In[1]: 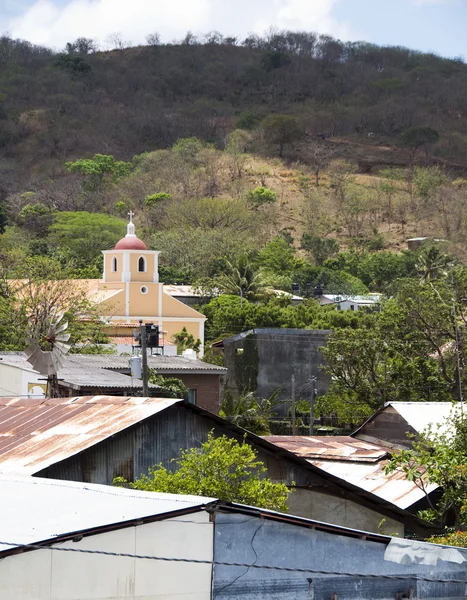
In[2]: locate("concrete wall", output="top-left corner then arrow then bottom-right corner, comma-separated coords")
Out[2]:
0,512 -> 213,599
223,329 -> 331,403
213,512 -> 467,599
289,488 -> 404,537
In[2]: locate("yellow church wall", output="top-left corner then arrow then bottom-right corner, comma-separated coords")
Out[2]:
128,283 -> 160,316
161,320 -> 203,345
161,291 -> 204,318
104,253 -> 122,283
129,253 -> 156,283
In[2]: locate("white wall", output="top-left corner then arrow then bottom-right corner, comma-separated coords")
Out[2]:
0,512 -> 213,599
0,363 -> 45,397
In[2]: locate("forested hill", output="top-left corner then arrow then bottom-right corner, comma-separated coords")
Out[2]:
1,31 -> 467,195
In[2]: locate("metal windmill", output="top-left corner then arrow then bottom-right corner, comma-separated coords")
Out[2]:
26,308 -> 70,397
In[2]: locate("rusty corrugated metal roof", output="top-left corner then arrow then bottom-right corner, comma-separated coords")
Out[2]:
265,436 -> 438,510
264,436 -> 389,462
0,396 -> 182,477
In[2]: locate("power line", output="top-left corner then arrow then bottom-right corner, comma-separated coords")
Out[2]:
0,539 -> 466,585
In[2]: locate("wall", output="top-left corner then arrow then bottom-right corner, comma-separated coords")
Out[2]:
289,488 -> 404,537
0,512 -> 213,599
213,512 -> 467,599
38,406 -> 411,536
355,406 -> 418,448
0,363 -> 45,397
223,329 -> 332,404
176,373 -> 222,415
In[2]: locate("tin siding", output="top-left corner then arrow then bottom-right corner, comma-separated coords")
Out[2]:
212,513 -> 466,600
36,406 -> 406,535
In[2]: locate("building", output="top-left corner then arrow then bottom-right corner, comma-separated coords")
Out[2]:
0,475 -> 465,600
220,328 -> 331,403
352,401 -> 460,449
264,435 -> 440,516
0,395 -> 436,536
0,353 -> 226,413
319,294 -> 381,311
33,213 -> 207,355
163,285 -> 304,307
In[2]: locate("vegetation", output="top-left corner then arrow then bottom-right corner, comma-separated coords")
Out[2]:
115,431 -> 290,511
386,412 -> 467,544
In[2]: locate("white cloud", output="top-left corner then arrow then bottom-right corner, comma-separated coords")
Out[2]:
5,0 -> 357,50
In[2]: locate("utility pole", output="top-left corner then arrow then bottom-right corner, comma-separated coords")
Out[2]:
309,376 -> 317,436
140,319 -> 149,397
291,374 -> 296,435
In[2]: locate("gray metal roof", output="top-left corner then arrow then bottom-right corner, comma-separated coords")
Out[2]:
0,352 -> 226,389
0,475 -> 214,552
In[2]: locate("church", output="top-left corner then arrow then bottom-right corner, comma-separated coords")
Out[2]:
82,213 -> 206,355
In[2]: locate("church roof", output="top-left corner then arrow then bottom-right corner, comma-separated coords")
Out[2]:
114,211 -> 147,250
114,236 -> 147,250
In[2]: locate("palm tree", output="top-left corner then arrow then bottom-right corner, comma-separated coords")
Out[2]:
217,255 -> 271,303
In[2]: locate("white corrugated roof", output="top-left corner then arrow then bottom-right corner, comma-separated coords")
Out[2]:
387,402 -> 463,436
0,476 -> 214,552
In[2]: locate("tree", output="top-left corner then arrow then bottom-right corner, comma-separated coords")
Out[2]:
172,327 -> 201,354
65,37 -> 98,54
385,413 -> 467,531
148,370 -> 188,399
399,126 -> 440,164
215,255 -> 271,302
220,389 -> 283,435
261,114 -> 304,157
47,212 -> 126,266
246,186 -> 277,209
54,54 -> 91,73
301,234 -> 339,266
116,431 -> 290,511
65,154 -> 133,192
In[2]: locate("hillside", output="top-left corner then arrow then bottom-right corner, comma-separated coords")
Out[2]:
1,31 -> 467,192
1,31 -> 467,294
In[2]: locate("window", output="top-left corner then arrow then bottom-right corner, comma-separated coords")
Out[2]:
138,256 -> 146,272
187,389 -> 197,405
111,256 -> 118,272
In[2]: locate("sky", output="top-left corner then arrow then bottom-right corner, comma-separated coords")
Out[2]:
0,0 -> 466,59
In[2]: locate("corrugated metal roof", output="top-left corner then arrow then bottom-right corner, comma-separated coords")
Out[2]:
309,459 -> 438,510
0,353 -> 226,383
0,396 -> 182,476
386,402 -> 462,435
352,402 -> 463,440
265,436 -> 438,510
0,475 -> 214,552
264,436 -> 389,463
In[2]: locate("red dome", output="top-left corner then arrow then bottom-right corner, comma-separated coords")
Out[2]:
114,236 -> 147,250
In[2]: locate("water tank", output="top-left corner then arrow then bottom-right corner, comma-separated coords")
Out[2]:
129,356 -> 142,379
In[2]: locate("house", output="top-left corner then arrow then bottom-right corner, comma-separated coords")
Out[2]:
0,352 -> 226,413
0,395 -> 437,536
352,401 -> 461,449
319,294 -> 381,311
264,435 -> 440,516
0,475 -> 465,600
220,328 -> 331,404
163,285 -> 304,307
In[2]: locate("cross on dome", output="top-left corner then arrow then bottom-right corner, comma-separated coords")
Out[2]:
114,211 -> 148,250
127,211 -> 135,237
